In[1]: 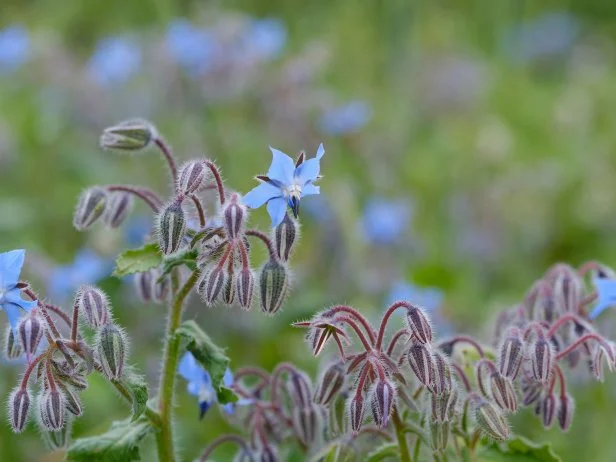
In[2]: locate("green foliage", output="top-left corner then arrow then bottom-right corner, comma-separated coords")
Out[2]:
478,436 -> 562,462
113,243 -> 162,277
159,248 -> 199,280
366,442 -> 400,461
118,371 -> 149,422
67,418 -> 153,462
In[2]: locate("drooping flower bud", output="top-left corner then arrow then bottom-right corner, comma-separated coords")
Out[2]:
541,393 -> 557,428
259,260 -> 289,315
314,362 -> 345,406
553,268 -> 583,313
157,199 -> 186,255
38,389 -> 66,431
100,118 -> 156,152
531,338 -> 553,384
406,305 -> 432,344
222,276 -> 236,305
431,393 -> 449,423
370,379 -> 396,428
9,387 -> 31,433
198,265 -> 228,306
58,384 -> 83,417
75,285 -> 110,328
489,372 -> 517,413
291,403 -> 323,447
557,393 -> 574,432
287,371 -> 313,408
18,313 -> 44,360
431,352 -> 452,395
96,323 -> 126,380
236,268 -> 255,310
407,342 -> 435,388
223,194 -> 247,240
348,394 -> 365,434
73,187 -> 107,231
134,270 -> 154,303
177,160 -> 208,195
498,329 -> 524,379
4,325 -> 22,360
103,191 -> 133,228
520,375 -> 542,406
473,398 -> 510,440
274,213 -> 298,262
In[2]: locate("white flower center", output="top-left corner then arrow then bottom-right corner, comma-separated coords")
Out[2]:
284,183 -> 302,199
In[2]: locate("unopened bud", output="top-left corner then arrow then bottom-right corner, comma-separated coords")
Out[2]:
431,352 -> 452,395
73,187 -> 107,231
541,394 -> 557,428
222,276 -> 236,305
474,398 -> 510,440
59,385 -> 83,417
198,265 -> 228,306
235,268 -> 255,310
557,393 -> 574,432
76,285 -> 110,328
96,323 -> 126,380
253,443 -> 278,462
39,389 -> 66,431
259,260 -> 289,315
370,379 -> 395,428
498,329 -> 524,379
291,403 -> 322,447
4,325 -> 22,360
348,394 -> 365,433
103,192 -> 133,228
223,194 -> 247,239
406,305 -> 432,344
100,119 -> 156,152
553,268 -> 583,313
407,342 -> 435,388
430,421 -> 450,450
152,269 -> 170,303
18,314 -> 44,360
9,387 -> 31,433
287,371 -> 313,408
274,213 -> 298,262
431,392 -> 450,423
490,372 -> 517,413
314,362 -> 345,406
134,270 -> 154,302
531,338 -> 553,384
41,419 -> 71,450
199,229 -> 226,261
157,199 -> 186,255
520,375 -> 542,406
177,160 -> 207,195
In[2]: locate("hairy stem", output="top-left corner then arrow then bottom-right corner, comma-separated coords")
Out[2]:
154,137 -> 178,187
392,407 -> 412,462
106,185 -> 162,212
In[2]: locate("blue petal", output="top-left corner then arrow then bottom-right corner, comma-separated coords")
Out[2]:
178,352 -> 204,382
589,301 -> 614,320
222,403 -> 235,414
267,197 -> 287,227
199,400 -> 212,419
315,143 -> 325,160
302,183 -> 320,197
243,182 -> 281,209
3,288 -> 37,312
295,158 -> 320,186
0,249 -> 26,288
3,303 -> 23,335
267,147 -> 295,185
223,368 -> 233,387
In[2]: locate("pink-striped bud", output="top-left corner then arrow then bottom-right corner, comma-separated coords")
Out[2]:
4,325 -> 22,360
223,194 -> 247,239
9,387 -> 31,433
520,375 -> 542,406
287,371 -> 313,408
557,393 -> 574,432
541,393 -> 557,428
431,393 -> 449,423
473,398 -> 510,440
431,352 -> 452,395
314,362 -> 345,406
490,372 -> 517,413
198,265 -> 228,306
530,338 -> 553,384
177,160 -> 208,195
59,385 -> 83,417
18,313 -> 44,360
274,213 -> 298,262
103,192 -> 133,228
134,270 -> 154,302
406,305 -> 432,344
157,199 -> 186,255
498,329 -> 524,379
38,389 -> 66,431
73,187 -> 107,231
370,379 -> 395,428
552,266 -> 583,313
348,394 -> 365,433
75,285 -> 110,327
222,276 -> 236,305
96,323 -> 127,380
291,403 -> 323,447
259,260 -> 289,315
236,268 -> 255,309
591,344 -> 615,381
407,343 -> 435,388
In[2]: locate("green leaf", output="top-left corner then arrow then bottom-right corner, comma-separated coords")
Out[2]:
159,248 -> 198,280
113,243 -> 162,277
366,442 -> 399,461
216,386 -> 239,405
67,418 -> 153,462
118,371 -> 149,422
478,435 -> 562,462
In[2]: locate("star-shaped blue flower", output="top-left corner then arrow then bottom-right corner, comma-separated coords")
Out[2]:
589,278 -> 616,320
243,144 -> 325,227
0,250 -> 37,334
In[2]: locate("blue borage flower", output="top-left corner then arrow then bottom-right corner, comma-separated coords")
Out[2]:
243,144 -> 325,227
360,197 -> 412,245
0,250 -> 37,334
47,249 -> 111,302
319,100 -> 372,135
0,25 -> 30,74
87,36 -> 141,87
589,278 -> 616,320
178,352 -> 250,418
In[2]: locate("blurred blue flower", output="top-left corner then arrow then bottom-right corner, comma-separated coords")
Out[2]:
319,101 -> 372,135
589,278 -> 616,320
360,197 -> 412,245
178,352 -> 250,418
124,216 -> 152,247
0,250 -> 37,334
165,19 -> 216,77
387,281 -> 443,312
87,36 -> 141,86
0,25 -> 30,74
243,144 -> 325,227
242,18 -> 286,61
503,11 -> 578,64
47,249 -> 111,301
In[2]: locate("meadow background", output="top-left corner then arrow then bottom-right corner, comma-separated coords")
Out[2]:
1,1 -> 616,460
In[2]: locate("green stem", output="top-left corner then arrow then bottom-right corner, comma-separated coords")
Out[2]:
155,270 -> 200,462
392,408 -> 412,462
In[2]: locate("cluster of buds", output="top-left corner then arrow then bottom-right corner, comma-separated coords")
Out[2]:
6,284 -> 127,446
75,119 -> 300,314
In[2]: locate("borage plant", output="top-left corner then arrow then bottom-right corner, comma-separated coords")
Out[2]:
2,118 -> 325,461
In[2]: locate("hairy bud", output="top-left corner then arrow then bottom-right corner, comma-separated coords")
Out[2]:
9,387 -> 31,433
59,385 -> 83,417
430,421 -> 450,450
38,389 -> 66,431
541,393 -> 557,428
287,371 -> 313,408
348,394 -> 365,434
407,342 -> 435,388
177,160 -> 207,195
274,214 -> 298,262
222,277 -> 236,305
553,269 -> 583,313
291,403 -> 323,447
223,194 -> 247,239
473,398 -> 510,440
198,265 -> 228,306
490,372 -> 517,413
4,326 -> 22,360
76,285 -> 110,328
431,391 -> 452,423
236,268 -> 255,309
531,338 -> 553,384
100,118 -> 156,152
520,375 -> 542,406
253,443 -> 278,462
406,305 -> 432,344
157,199 -> 186,255
18,314 -> 43,360
134,270 -> 154,303
103,192 -> 133,228
314,362 -> 345,406
96,323 -> 126,380
370,379 -> 395,428
41,419 -> 71,450
431,352 -> 452,395
498,329 -> 524,379
259,260 -> 289,315
73,187 -> 107,231
557,393 -> 574,432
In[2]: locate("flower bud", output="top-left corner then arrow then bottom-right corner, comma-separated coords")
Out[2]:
553,268 -> 583,313
222,276 -> 236,305
73,187 -> 107,231
314,362 -> 345,406
96,323 -> 126,380
370,379 -> 395,428
431,392 -> 450,423
541,393 -> 557,428
291,403 -> 322,447
59,385 -> 83,417
103,192 -> 133,229
223,194 -> 247,239
473,399 -> 510,440
38,389 -> 66,431
199,229 -> 226,261
274,213 -> 298,262
531,338 -> 553,384
557,393 -> 574,432
76,285 -> 110,328
100,118 -> 156,152
498,329 -> 524,379
9,387 -> 31,433
177,160 -> 207,195
407,343 -> 435,388
198,265 -> 228,306
406,305 -> 432,344
259,260 -> 289,315
348,394 -> 365,434
287,371 -> 313,408
490,372 -> 517,413
157,199 -> 186,255
431,352 -> 452,395
253,443 -> 278,462
4,325 -> 22,360
18,313 -> 44,360
430,421 -> 450,450
520,375 -> 542,406
134,270 -> 154,302
236,268 -> 255,310
41,419 -> 71,450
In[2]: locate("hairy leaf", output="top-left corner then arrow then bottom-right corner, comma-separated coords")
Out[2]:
114,243 -> 162,277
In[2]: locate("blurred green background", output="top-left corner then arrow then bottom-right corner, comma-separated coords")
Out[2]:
2,1 -> 616,461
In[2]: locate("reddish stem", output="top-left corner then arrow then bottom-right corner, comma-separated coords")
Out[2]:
452,363 -> 472,392
23,289 -> 60,339
334,315 -> 373,352
439,336 -> 485,358
43,304 -> 72,330
546,313 -> 588,338
386,329 -> 409,356
190,195 -> 206,227
238,240 -> 250,270
555,333 -> 613,361
245,229 -> 277,261
355,362 -> 372,396
204,160 -> 226,205
71,302 -> 79,342
154,137 -> 178,186
106,185 -> 162,212
325,306 -> 376,345
198,435 -> 250,462
234,367 -> 271,384
577,261 -> 602,277
20,353 -> 46,388
269,362 -> 298,407
377,301 -> 413,350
